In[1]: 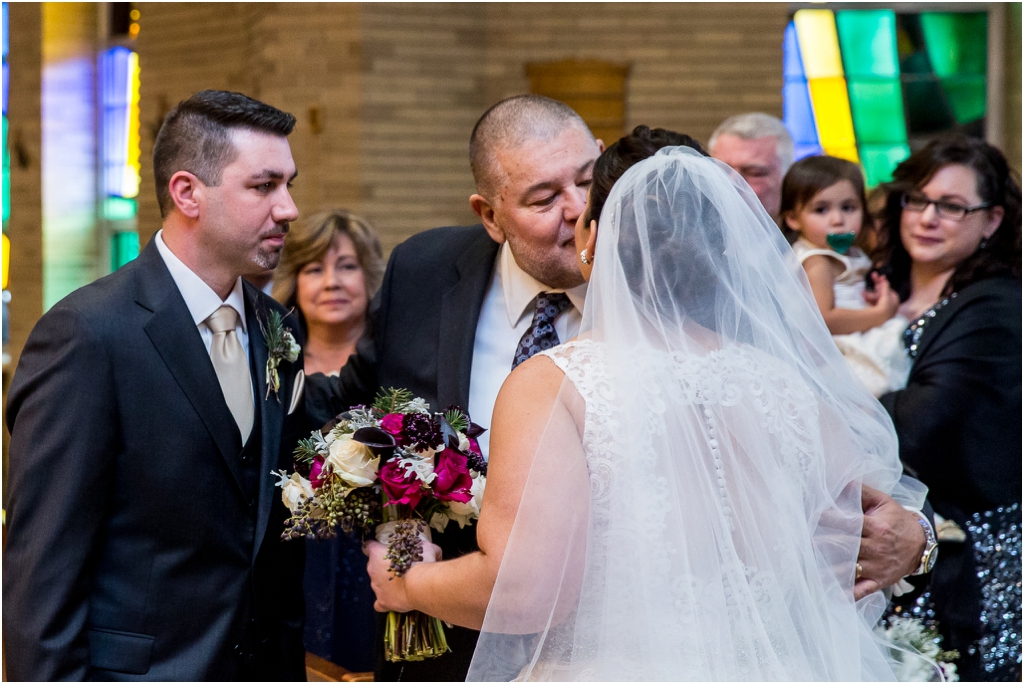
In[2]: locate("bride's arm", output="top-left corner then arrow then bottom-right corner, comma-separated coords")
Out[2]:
366,355 -> 571,630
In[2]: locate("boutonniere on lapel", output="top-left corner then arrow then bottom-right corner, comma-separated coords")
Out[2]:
257,308 -> 301,401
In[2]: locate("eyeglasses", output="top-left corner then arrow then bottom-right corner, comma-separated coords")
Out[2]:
901,192 -> 991,221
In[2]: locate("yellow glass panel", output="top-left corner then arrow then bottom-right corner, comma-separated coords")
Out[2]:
123,51 -> 141,198
825,145 -> 861,163
808,77 -> 859,161
2,232 -> 9,289
794,9 -> 844,79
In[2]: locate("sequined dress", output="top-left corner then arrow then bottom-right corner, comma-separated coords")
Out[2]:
882,280 -> 1022,681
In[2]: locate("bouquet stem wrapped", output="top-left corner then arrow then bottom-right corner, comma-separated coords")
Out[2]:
378,520 -> 450,662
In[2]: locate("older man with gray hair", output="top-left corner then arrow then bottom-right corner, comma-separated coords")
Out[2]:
709,112 -> 795,234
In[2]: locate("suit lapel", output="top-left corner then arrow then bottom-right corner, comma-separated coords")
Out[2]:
136,242 -> 247,497
436,231 -> 500,409
246,286 -> 285,563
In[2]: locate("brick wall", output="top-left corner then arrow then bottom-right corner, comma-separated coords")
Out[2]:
359,3 -> 487,251
484,3 -> 788,145
6,4 -> 44,370
3,2 -> 44,502
135,3 -> 788,252
1005,2 -> 1022,177
136,3 -> 364,247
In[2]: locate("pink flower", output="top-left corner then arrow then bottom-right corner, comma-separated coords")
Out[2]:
433,448 -> 473,503
467,438 -> 482,456
309,455 -> 326,490
380,413 -> 405,437
380,460 -> 424,508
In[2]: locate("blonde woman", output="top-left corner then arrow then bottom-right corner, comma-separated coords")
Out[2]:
274,209 -> 384,376
273,208 -> 384,671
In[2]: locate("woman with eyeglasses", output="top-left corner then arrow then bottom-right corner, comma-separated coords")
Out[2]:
875,135 -> 1021,682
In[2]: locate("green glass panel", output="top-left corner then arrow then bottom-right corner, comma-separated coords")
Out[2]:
102,196 -> 137,221
940,76 -> 986,124
848,80 -> 907,144
859,143 -> 911,187
110,231 -> 139,271
920,13 -> 987,77
837,10 -> 899,78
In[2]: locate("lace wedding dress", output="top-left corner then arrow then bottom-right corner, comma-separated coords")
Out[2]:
467,148 -> 926,681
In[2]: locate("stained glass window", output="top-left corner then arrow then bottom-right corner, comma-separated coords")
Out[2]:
3,0 -> 11,343
783,8 -> 988,186
99,43 -> 141,269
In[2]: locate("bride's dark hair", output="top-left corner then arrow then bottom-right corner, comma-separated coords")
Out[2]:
584,125 -> 708,226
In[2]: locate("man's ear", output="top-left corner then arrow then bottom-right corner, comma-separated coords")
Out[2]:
596,138 -> 606,154
168,171 -> 202,220
470,193 -> 505,244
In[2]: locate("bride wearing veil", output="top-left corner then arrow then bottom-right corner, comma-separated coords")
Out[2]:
368,128 -> 928,680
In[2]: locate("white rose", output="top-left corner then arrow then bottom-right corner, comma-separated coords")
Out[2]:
446,474 -> 486,528
283,330 -> 301,362
457,432 -> 471,453
327,434 -> 380,487
429,511 -> 450,533
279,472 -> 314,514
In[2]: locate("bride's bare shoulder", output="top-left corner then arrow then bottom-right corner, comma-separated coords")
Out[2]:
495,353 -> 565,416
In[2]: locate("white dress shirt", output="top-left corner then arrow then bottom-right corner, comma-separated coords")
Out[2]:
154,230 -> 254,401
468,243 -> 587,458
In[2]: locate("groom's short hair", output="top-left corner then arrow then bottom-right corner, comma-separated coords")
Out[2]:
153,90 -> 296,218
469,94 -> 593,200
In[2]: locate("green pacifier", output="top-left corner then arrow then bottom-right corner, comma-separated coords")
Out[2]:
826,232 -> 857,255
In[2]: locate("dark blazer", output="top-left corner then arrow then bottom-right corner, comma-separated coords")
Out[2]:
306,225 -> 500,682
880,276 -> 1022,514
880,276 -> 1022,672
3,241 -> 309,681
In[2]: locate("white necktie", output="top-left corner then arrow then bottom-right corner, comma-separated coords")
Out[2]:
206,305 -> 254,441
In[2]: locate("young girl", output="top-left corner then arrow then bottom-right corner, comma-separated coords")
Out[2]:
782,155 -> 910,396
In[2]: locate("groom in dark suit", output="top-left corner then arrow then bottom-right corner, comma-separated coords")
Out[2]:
4,90 -> 308,680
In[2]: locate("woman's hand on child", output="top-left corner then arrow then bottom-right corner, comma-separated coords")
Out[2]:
864,273 -> 899,319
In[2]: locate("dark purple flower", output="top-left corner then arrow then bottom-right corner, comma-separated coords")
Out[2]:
404,413 -> 443,452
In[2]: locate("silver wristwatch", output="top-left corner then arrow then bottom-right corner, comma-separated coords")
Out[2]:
911,511 -> 939,576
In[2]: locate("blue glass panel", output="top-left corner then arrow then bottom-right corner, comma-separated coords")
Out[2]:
100,47 -> 132,197
783,21 -> 821,159
783,21 -> 805,80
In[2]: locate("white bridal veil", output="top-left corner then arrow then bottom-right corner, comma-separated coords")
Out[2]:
467,147 -> 926,681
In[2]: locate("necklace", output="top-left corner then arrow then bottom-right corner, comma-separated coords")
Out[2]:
903,292 -> 957,358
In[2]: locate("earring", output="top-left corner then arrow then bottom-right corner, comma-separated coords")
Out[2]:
979,237 -> 990,250
580,249 -> 591,265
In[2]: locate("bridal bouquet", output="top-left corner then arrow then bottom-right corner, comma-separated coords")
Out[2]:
878,615 -> 959,682
275,388 -> 487,662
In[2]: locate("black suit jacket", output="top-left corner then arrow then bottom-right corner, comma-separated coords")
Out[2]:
880,276 -> 1022,655
3,241 -> 309,681
306,225 -> 500,681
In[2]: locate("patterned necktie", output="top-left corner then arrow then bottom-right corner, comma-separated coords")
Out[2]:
206,305 -> 254,441
512,292 -> 572,369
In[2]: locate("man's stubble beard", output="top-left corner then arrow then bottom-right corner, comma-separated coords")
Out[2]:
505,234 -> 585,290
250,223 -> 290,272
